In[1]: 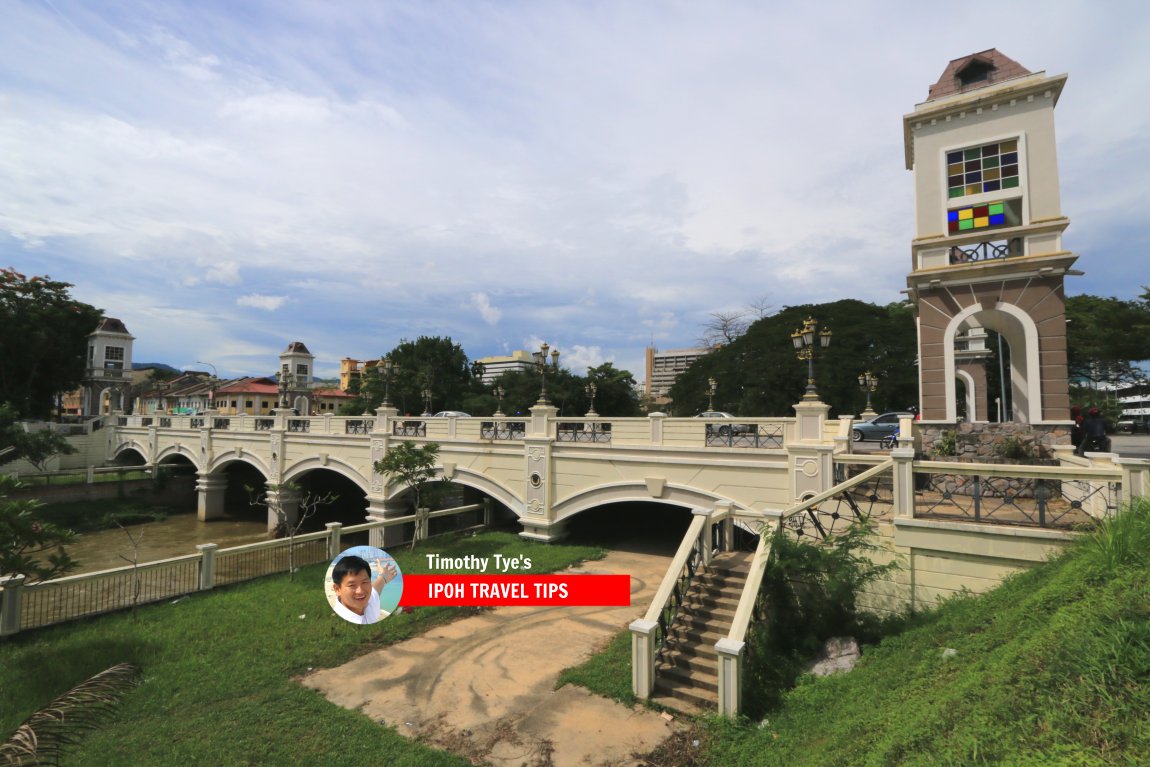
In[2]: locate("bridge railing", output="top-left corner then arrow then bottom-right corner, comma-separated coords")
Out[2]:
0,502 -> 488,638
112,412 -> 797,450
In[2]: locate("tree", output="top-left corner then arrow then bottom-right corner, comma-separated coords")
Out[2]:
0,403 -> 77,472
373,441 -> 447,549
0,269 -> 103,419
1066,293 -> 1150,389
248,480 -> 338,579
0,475 -> 77,581
584,362 -> 641,417
671,299 -> 918,417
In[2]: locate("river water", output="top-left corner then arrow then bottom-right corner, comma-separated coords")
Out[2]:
67,513 -> 271,574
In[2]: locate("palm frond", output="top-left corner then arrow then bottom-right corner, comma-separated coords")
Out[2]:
1,663 -> 142,766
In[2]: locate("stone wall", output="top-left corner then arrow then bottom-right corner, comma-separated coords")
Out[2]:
918,422 -> 1072,462
11,475 -> 197,509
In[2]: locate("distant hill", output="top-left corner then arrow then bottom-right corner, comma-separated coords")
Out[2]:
132,362 -> 181,373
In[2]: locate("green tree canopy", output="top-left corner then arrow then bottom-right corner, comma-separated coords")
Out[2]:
0,269 -> 103,418
669,299 -> 918,417
1066,292 -> 1150,388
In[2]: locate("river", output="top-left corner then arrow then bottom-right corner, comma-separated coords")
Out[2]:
66,513 -> 271,574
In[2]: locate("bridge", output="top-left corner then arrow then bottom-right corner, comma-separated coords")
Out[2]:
104,400 -> 842,545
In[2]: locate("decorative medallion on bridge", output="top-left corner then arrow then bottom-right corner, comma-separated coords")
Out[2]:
529,472 -> 543,488
528,446 -> 545,463
526,498 -> 544,515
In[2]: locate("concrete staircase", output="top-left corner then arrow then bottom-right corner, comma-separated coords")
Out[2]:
652,550 -> 752,713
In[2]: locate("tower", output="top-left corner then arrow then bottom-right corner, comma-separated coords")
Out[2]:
278,341 -> 315,412
83,317 -> 134,415
904,50 -> 1076,427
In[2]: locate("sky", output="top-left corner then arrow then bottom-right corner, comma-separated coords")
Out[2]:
3,1 -> 1149,382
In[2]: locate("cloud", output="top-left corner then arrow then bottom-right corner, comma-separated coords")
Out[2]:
236,293 -> 288,311
468,292 -> 502,325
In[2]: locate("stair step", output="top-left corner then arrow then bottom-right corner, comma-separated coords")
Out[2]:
659,664 -> 718,693
653,678 -> 718,710
660,647 -> 717,674
649,692 -> 708,717
669,624 -> 726,644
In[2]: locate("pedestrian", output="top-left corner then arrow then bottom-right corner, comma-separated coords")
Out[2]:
1076,407 -> 1110,456
1070,405 -> 1084,449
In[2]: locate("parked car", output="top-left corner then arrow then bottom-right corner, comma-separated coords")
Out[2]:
694,411 -> 754,436
432,411 -> 471,418
852,412 -> 913,442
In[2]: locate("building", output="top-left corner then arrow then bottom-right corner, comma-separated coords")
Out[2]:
903,50 -> 1076,427
475,351 -> 535,384
82,318 -> 135,415
644,346 -> 712,400
138,372 -> 216,414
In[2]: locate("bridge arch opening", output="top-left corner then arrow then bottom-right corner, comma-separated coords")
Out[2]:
111,447 -> 147,467
215,461 -> 271,523
289,468 -> 369,533
562,501 -> 696,556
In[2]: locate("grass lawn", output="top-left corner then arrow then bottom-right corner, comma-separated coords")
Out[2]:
1,531 -> 603,766
561,501 -> 1150,766
556,627 -> 636,706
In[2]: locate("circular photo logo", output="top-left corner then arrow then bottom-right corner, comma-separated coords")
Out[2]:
325,546 -> 403,624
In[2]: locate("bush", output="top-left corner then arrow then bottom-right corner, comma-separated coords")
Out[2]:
742,520 -> 902,716
995,435 -> 1035,461
932,430 -> 957,457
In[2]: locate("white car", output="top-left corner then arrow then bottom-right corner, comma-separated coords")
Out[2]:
432,411 -> 471,418
694,411 -> 754,435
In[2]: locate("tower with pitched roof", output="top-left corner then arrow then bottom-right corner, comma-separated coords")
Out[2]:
904,50 -> 1076,428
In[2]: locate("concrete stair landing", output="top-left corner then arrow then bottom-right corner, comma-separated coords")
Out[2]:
651,550 -> 752,713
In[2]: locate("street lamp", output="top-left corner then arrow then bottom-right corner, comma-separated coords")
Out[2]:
858,371 -> 879,417
585,382 -> 598,417
377,356 -> 397,407
791,317 -> 832,400
532,342 -> 560,405
707,377 -> 718,411
277,370 -> 295,410
493,385 -> 506,417
421,386 -> 433,416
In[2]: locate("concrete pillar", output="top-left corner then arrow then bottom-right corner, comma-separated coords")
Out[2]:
196,543 -> 218,590
1115,458 -> 1149,501
325,522 -> 343,559
629,618 -> 658,699
648,411 -> 667,445
366,498 -> 411,549
0,574 -> 26,637
196,473 -> 227,521
892,447 -> 916,518
265,484 -> 300,534
715,637 -> 745,716
529,403 -> 557,437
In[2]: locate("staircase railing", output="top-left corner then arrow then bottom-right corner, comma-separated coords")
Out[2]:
630,503 -> 733,699
715,458 -> 895,715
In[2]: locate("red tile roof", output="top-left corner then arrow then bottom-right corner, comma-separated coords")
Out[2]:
926,49 -> 1032,101
215,376 -> 280,395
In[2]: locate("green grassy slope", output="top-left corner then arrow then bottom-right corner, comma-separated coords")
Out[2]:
704,498 -> 1150,766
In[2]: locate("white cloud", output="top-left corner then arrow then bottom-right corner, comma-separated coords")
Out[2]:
469,292 -> 502,325
236,293 -> 288,311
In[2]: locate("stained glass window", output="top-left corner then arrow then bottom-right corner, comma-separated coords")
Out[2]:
946,139 -> 1020,199
947,199 -> 1022,235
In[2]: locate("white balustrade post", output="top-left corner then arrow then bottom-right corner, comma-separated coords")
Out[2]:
629,618 -> 658,699
483,497 -> 493,527
0,574 -> 26,636
1115,457 -> 1150,502
648,411 -> 667,446
326,522 -> 343,559
86,466 -> 95,484
417,507 -> 430,543
892,447 -> 916,518
715,637 -> 745,716
196,543 -> 218,590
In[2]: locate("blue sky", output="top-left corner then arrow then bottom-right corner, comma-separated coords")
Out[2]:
3,1 -> 1148,380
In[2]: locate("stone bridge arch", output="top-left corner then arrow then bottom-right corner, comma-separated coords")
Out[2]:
552,480 -> 743,524
155,444 -> 203,472
110,441 -> 150,465
208,451 -> 273,479
282,457 -> 371,496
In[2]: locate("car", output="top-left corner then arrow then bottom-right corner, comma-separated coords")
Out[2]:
1116,420 -> 1135,434
852,412 -> 913,442
432,411 -> 471,418
694,411 -> 754,436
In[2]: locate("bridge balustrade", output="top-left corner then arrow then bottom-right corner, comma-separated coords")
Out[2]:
556,420 -> 612,443
478,420 -> 526,440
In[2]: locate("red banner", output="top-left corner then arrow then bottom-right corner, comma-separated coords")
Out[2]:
400,574 -> 631,607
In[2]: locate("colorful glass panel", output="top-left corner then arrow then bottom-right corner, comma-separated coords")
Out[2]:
946,199 -> 1017,235
945,139 -> 1021,199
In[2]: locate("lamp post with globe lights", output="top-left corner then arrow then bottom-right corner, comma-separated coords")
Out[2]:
532,342 -> 560,405
791,317 -> 832,401
858,371 -> 879,418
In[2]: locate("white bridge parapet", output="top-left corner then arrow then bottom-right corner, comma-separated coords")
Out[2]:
104,404 -> 834,540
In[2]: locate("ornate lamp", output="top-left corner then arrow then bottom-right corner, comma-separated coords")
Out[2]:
493,385 -> 506,417
792,317 -> 832,400
532,342 -> 560,405
707,377 -> 718,411
858,371 -> 879,417
585,382 -> 598,417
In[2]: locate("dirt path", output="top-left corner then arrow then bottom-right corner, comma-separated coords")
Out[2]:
302,547 -> 683,766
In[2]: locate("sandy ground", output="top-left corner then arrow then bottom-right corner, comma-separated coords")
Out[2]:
302,547 -> 683,766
